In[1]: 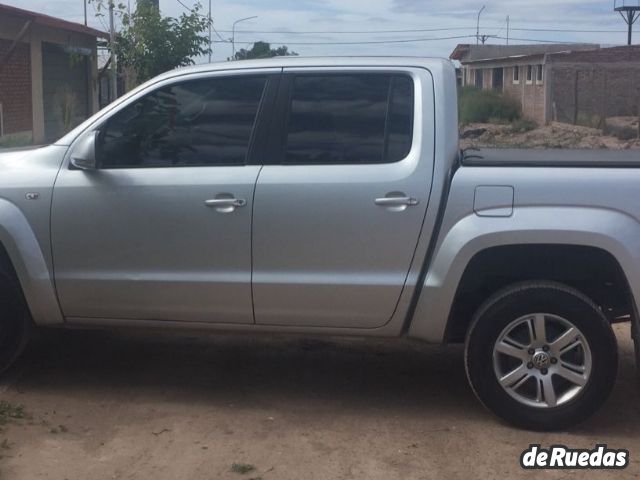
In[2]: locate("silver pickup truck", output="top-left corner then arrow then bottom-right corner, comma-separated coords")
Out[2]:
1,57 -> 638,430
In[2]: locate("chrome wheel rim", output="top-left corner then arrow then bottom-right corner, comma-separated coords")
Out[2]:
492,313 -> 592,409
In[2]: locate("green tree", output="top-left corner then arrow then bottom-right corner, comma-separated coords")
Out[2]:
91,1 -> 211,82
232,41 -> 298,61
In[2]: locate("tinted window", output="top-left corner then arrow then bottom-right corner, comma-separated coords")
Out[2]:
284,73 -> 414,165
98,76 -> 266,168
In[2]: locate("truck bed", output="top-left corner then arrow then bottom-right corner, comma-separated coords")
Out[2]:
462,148 -> 640,168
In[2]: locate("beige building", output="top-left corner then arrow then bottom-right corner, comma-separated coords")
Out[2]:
0,3 -> 106,144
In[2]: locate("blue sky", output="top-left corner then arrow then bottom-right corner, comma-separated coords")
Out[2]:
4,0 -> 635,62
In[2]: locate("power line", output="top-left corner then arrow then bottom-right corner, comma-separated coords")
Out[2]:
215,26 -> 628,35
176,0 -> 198,13
212,23 -> 228,42
211,35 -> 481,45
493,36 -> 586,44
217,26 -> 478,34
512,27 -> 626,33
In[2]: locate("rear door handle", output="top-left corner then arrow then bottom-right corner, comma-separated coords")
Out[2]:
204,198 -> 247,208
374,196 -> 419,207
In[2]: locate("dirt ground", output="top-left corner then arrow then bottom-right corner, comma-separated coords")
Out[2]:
460,120 -> 640,150
0,323 -> 639,480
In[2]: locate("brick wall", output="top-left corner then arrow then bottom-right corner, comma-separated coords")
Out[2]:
0,39 -> 32,136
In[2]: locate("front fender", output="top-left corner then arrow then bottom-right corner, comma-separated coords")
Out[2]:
408,206 -> 640,343
0,199 -> 63,325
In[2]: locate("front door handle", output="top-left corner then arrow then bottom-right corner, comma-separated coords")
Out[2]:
205,196 -> 247,213
374,196 -> 419,207
204,198 -> 247,208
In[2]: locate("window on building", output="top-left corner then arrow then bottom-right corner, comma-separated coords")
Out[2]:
526,65 -> 533,84
475,69 -> 483,88
536,65 -> 544,84
97,75 -> 267,168
284,73 -> 414,165
512,66 -> 520,84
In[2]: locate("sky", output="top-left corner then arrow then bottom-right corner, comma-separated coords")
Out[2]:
2,0 -> 636,63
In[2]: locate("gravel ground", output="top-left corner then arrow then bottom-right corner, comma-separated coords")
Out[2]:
0,323 -> 638,479
460,121 -> 640,150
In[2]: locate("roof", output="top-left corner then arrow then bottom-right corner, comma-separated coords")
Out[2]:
155,56 -> 455,81
548,44 -> 640,63
450,44 -> 599,63
0,2 -> 107,38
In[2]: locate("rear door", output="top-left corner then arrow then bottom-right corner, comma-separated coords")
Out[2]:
252,68 -> 435,329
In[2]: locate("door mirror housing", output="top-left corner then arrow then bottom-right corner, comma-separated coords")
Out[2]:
70,131 -> 99,170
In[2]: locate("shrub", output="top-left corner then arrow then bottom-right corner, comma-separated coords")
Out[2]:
458,86 -> 521,124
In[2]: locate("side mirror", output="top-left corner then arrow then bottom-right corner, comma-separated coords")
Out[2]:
70,131 -> 99,170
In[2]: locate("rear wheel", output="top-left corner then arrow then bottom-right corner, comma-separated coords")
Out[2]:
0,280 -> 31,375
465,281 -> 617,430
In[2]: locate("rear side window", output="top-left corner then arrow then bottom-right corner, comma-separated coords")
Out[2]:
284,73 -> 414,165
98,76 -> 267,168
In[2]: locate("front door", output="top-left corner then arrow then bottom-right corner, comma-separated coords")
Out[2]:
252,70 -> 434,329
52,72 -> 275,323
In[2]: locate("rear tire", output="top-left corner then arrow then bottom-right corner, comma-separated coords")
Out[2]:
465,281 -> 617,431
0,279 -> 31,375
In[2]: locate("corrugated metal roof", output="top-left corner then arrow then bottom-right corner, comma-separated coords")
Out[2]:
450,44 -> 599,63
0,2 -> 107,38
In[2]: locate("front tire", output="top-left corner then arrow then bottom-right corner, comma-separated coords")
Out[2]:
465,281 -> 617,431
0,280 -> 31,375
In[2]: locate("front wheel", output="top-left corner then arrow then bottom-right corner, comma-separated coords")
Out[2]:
465,281 -> 617,431
0,280 -> 31,375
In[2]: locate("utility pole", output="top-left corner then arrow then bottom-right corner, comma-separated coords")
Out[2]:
476,5 -> 486,45
506,15 -> 510,44
208,0 -> 212,62
84,0 -> 87,26
109,0 -> 117,102
614,1 -> 639,45
231,16 -> 257,60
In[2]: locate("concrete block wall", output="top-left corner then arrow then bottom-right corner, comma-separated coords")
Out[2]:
550,64 -> 640,125
548,46 -> 640,126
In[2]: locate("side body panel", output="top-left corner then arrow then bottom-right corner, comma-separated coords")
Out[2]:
409,166 -> 640,343
57,58 -> 460,337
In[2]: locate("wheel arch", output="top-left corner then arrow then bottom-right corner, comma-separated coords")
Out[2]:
445,244 -> 634,343
0,199 -> 63,325
407,206 -> 640,344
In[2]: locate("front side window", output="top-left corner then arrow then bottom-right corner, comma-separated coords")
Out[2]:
536,65 -> 544,83
513,66 -> 520,83
284,73 -> 414,165
97,76 -> 267,168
